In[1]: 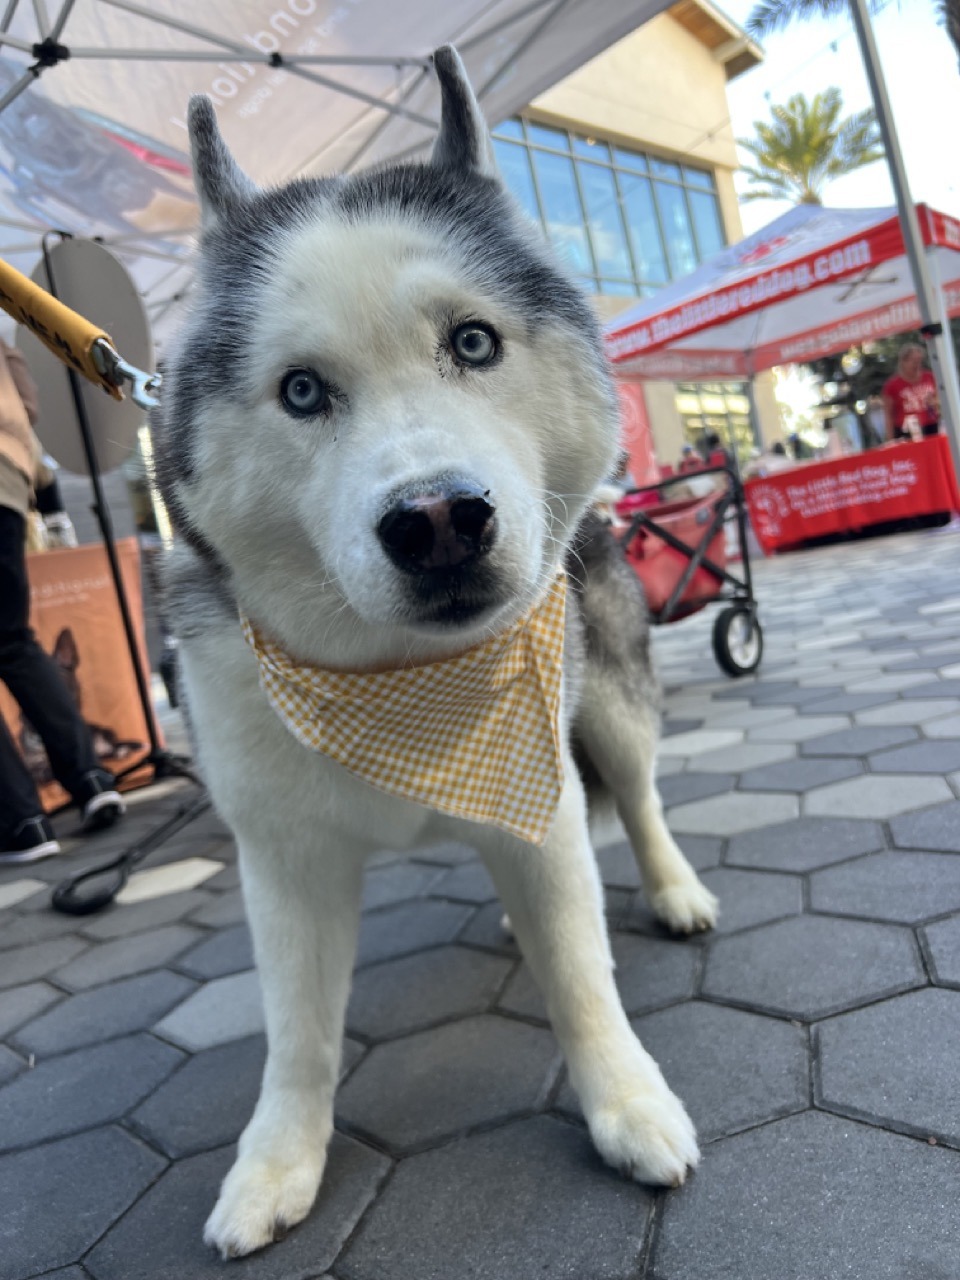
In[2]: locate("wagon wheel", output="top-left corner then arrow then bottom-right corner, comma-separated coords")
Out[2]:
712,606 -> 763,677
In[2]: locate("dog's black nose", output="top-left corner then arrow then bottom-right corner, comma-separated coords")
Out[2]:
378,481 -> 496,573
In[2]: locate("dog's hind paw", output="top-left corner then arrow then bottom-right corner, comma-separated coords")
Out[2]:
203,1155 -> 322,1259
650,879 -> 718,934
588,1084 -> 699,1188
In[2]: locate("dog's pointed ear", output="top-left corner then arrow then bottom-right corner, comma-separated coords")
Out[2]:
188,95 -> 256,223
430,46 -> 497,178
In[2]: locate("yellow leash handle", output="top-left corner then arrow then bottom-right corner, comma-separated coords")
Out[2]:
0,256 -> 123,399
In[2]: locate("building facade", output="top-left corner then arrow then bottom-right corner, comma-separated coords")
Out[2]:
499,0 -> 780,469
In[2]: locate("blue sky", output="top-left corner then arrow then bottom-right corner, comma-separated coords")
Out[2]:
715,0 -> 960,234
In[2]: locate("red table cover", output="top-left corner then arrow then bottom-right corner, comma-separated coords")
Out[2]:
745,436 -> 960,554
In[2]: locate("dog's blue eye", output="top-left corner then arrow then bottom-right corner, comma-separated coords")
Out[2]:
450,323 -> 498,367
279,368 -> 329,417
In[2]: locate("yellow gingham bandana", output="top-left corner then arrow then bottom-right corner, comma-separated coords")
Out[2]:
240,576 -> 567,845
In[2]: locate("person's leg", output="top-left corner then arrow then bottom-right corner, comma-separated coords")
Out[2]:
0,507 -> 119,821
0,702 -> 45,833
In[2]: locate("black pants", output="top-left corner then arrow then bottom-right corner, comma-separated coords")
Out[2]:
0,506 -> 103,834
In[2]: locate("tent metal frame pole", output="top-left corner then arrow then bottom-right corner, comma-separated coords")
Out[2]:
849,0 -> 960,483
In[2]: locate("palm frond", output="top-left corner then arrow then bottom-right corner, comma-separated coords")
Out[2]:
745,0 -> 848,40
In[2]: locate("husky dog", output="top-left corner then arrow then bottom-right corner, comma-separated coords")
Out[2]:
156,47 -> 717,1259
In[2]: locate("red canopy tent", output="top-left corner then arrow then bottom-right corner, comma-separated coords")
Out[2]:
604,202 -> 960,383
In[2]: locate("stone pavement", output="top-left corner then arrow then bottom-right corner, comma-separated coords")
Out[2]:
4,527 -> 960,1279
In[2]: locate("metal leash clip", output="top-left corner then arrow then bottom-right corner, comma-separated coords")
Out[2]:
92,337 -> 162,409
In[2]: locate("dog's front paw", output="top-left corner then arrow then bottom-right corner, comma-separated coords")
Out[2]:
650,879 -> 718,934
204,1153 -> 324,1259
588,1083 -> 699,1187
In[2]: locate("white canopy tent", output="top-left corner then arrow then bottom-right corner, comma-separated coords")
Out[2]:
0,0 -> 683,339
605,202 -> 960,381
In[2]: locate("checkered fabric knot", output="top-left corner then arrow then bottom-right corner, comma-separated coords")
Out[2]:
240,576 -> 568,845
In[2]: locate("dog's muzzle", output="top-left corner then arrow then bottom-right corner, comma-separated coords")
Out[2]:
377,478 -> 497,575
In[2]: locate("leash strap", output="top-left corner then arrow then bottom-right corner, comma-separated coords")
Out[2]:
0,257 -> 161,408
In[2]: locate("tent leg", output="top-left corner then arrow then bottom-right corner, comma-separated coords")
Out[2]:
849,0 -> 960,483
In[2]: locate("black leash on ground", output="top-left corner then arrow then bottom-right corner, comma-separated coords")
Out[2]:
51,772 -> 211,916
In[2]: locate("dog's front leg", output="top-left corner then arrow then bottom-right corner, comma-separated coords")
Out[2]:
203,837 -> 364,1259
478,775 -> 699,1187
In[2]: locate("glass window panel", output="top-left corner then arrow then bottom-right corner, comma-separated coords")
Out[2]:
526,122 -> 569,151
493,119 -> 524,140
530,149 -> 593,273
491,138 -> 541,224
650,157 -> 682,181
573,137 -> 610,162
701,394 -> 726,414
682,165 -> 714,190
613,147 -> 647,173
688,188 -> 725,260
578,161 -> 633,280
600,280 -> 637,296
654,182 -> 697,277
725,394 -> 750,414
618,172 -> 668,286
675,394 -> 702,414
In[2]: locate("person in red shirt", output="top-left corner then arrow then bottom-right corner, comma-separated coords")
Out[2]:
883,343 -> 940,441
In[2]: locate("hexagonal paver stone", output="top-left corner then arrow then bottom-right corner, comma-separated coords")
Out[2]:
11,969 -> 196,1058
675,835 -> 724,872
176,924 -> 254,980
924,913 -> 960,986
500,932 -> 697,1023
668,792 -> 798,837
0,1033 -> 183,1151
799,725 -> 918,756
0,1126 -> 165,1278
890,800 -> 960,852
658,728 -> 743,758
703,915 -> 922,1020
556,1001 -> 807,1142
922,713 -> 960,738
804,773 -> 951,820
0,1046 -> 23,1086
737,756 -> 861,793
726,817 -> 884,873
338,1115 -> 652,1280
657,773 -> 737,808
154,969 -> 263,1051
336,1015 -> 558,1152
596,841 -> 641,889
346,945 -> 512,1040
857,698 -> 960,726
0,935 -> 88,990
682,741 -> 795,774
748,715 -> 851,743
870,739 -> 960,773
457,902 -> 520,955
131,1035 -> 265,1158
51,923 -> 203,992
189,887 -> 247,929
85,1133 -> 389,1280
116,856 -> 225,905
0,981 -> 61,1038
0,877 -> 45,910
799,692 -> 892,715
698,868 -> 802,934
654,1110 -> 960,1280
355,900 -> 472,968
360,861 -> 443,912
810,851 -> 960,924
428,861 -> 498,903
817,988 -> 960,1144
78,889 -> 215,940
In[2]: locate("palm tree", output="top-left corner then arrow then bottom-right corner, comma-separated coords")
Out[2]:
746,1 -> 960,69
738,88 -> 884,204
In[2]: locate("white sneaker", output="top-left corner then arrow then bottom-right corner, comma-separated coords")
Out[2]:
78,773 -> 125,833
